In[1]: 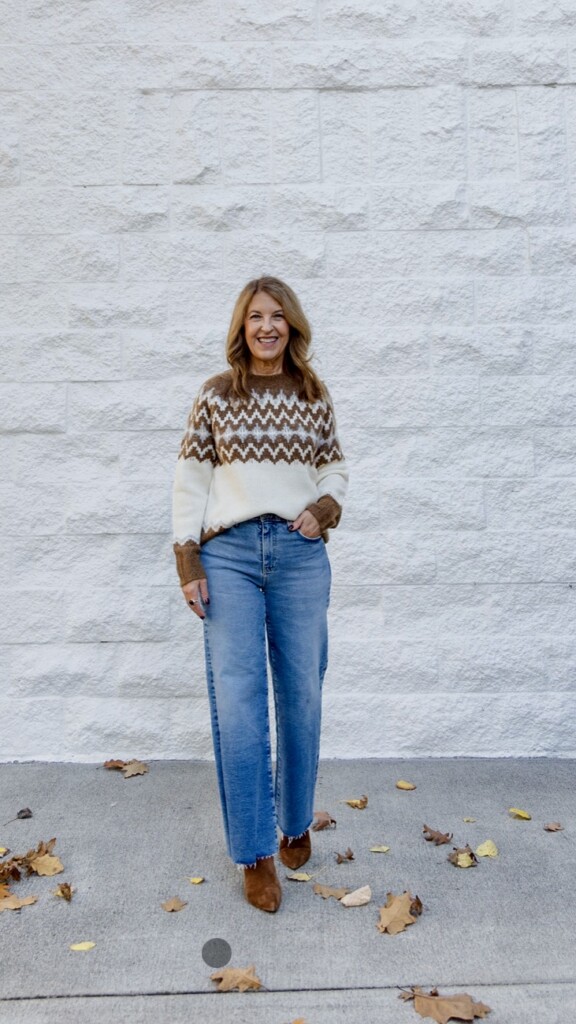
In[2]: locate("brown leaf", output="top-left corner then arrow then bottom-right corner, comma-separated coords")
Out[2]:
2,808 -> 33,827
210,965 -> 262,993
544,822 -> 564,832
400,985 -> 491,1022
0,894 -> 38,913
345,795 -> 368,809
103,759 -> 128,771
376,890 -> 421,935
410,894 -> 423,917
335,847 -> 354,864
448,845 -> 478,869
161,896 -> 187,912
0,860 -> 21,884
30,853 -> 64,877
0,883 -> 13,898
313,883 -> 350,900
122,760 -> 149,778
423,824 -> 453,846
312,810 -> 336,831
54,882 -> 74,901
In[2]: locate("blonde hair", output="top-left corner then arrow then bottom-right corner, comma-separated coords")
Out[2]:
225,276 -> 325,402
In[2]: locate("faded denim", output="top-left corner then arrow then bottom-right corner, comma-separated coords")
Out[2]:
200,515 -> 331,867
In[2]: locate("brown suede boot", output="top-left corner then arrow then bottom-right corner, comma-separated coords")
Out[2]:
243,855 -> 282,912
278,829 -> 312,870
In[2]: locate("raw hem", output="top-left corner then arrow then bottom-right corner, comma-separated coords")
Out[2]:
280,822 -> 312,845
235,853 -> 276,872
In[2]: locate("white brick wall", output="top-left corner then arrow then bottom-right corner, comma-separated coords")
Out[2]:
1,0 -> 576,761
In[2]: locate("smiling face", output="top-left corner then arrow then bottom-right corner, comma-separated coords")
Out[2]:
243,291 -> 291,375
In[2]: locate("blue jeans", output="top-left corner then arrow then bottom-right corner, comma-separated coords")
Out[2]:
200,514 -> 331,867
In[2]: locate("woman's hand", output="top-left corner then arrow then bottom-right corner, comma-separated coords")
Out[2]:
182,577 -> 210,619
290,509 -> 321,539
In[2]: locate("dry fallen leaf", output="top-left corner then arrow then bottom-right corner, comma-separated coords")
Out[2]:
161,897 -> 187,912
423,824 -> 453,846
286,871 -> 312,882
345,795 -> 368,809
2,808 -> 33,827
210,965 -> 262,993
475,840 -> 498,858
369,845 -> 390,853
400,985 -> 491,1022
30,853 -> 64,877
544,822 -> 564,832
463,817 -> 476,823
376,891 -> 421,935
448,845 -> 478,869
508,807 -> 531,820
103,759 -> 127,771
312,810 -> 337,831
335,847 -> 355,864
313,883 -> 350,900
54,882 -> 74,901
396,780 -> 416,791
0,883 -> 12,898
0,847 -> 9,856
188,877 -> 205,885
122,760 -> 149,778
0,894 -> 38,913
340,884 -> 372,907
69,941 -> 95,952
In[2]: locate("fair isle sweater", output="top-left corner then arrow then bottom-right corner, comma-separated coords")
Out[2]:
172,370 -> 349,586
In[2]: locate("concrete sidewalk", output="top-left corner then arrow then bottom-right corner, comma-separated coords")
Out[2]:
0,758 -> 574,1023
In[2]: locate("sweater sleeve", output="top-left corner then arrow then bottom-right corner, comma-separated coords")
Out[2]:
172,386 -> 217,586
305,390 -> 349,531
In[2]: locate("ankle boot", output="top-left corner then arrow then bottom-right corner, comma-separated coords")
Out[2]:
243,855 -> 282,912
278,829 -> 312,870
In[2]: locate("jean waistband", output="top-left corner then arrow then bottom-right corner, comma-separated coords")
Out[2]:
245,514 -> 288,524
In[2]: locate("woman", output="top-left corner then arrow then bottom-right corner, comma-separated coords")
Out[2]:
172,276 -> 348,913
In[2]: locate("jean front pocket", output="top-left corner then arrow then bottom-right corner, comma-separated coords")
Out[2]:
297,530 -> 323,542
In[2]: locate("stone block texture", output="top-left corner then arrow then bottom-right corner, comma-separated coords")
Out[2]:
1,0 -> 575,762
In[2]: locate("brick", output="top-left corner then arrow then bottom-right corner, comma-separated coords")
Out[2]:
379,376 -> 480,427
20,92 -> 72,185
0,286 -> 67,329
65,483 -> 168,534
469,181 -> 571,227
69,92 -> 122,185
68,380 -> 191,431
380,480 -> 485,530
220,0 -> 317,40
320,92 -> 369,183
123,93 -> 171,185
272,43 -> 371,89
0,237 -> 19,283
485,480 -> 576,529
517,88 -> 567,181
434,533 -> 539,582
326,229 -> 526,277
125,0 -> 221,43
0,329 -> 122,383
371,91 -> 419,180
0,187 -> 73,233
65,697 -> 171,758
534,428 -> 576,474
517,0 -> 576,33
419,0 -> 514,36
269,185 -> 369,230
540,533 -> 576,581
122,327 -> 225,378
0,701 -> 68,761
22,0 -> 124,42
371,279 -> 474,325
438,635 -> 576,690
468,90 -> 519,179
70,186 -> 170,233
64,587 -> 170,642
378,428 -> 533,478
430,325 -> 533,374
123,234 -> 224,281
222,92 -> 269,185
270,93 -> 321,184
371,183 -> 468,230
371,40 -> 468,87
173,44 -> 272,89
0,590 -> 63,643
0,95 -> 20,186
0,383 -> 66,432
69,284 -> 168,329
482,376 -> 576,425
529,227 -> 576,274
476,277 -> 576,322
171,186 -> 267,230
172,94 -> 221,186
420,87 -> 467,180
223,231 -> 324,279
320,0 -> 418,38
19,235 -> 120,282
469,39 -> 569,86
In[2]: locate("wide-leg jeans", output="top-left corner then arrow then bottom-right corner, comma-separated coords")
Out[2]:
200,514 -> 331,867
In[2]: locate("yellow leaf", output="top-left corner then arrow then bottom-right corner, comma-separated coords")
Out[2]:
463,817 -> 476,823
0,846 -> 8,856
345,794 -> 368,809
476,840 -> 498,858
0,894 -> 38,912
369,845 -> 390,853
509,807 -> 531,820
161,897 -> 187,912
188,877 -> 205,885
69,941 -> 95,951
30,853 -> 64,877
396,780 -> 416,791
286,871 -> 312,882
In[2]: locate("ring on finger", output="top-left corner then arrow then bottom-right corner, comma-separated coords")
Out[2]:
188,599 -> 195,606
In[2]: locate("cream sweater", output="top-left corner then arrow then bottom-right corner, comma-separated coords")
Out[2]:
172,370 -> 348,586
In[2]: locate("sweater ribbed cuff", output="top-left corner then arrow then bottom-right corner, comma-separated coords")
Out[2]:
305,494 -> 342,531
173,540 -> 206,587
